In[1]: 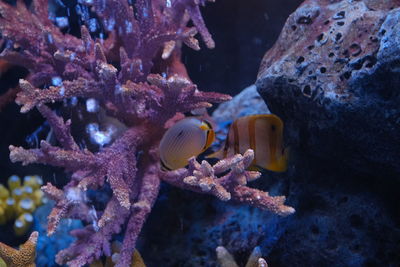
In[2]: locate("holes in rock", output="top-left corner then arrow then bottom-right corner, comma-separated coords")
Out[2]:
342,71 -> 351,80
333,11 -> 346,20
379,29 -> 386,36
349,214 -> 363,228
297,16 -> 313,24
369,36 -> 379,42
303,85 -> 311,96
317,33 -> 324,42
324,20 -> 330,25
320,67 -> 327,73
351,61 -> 363,70
349,43 -> 362,56
337,21 -> 345,26
308,45 -> 315,50
291,25 -> 297,31
365,56 -> 377,68
328,52 -> 335,57
296,56 -> 305,64
335,32 -> 343,42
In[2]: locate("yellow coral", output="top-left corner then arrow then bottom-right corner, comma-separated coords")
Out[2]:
0,231 -> 38,267
0,175 -> 45,236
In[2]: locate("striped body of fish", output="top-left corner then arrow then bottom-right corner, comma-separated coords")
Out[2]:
208,114 -> 288,172
159,117 -> 215,170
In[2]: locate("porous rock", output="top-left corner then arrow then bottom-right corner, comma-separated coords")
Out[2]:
256,0 -> 400,176
255,0 -> 400,266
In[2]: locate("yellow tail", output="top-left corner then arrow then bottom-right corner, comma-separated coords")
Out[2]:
266,148 -> 289,172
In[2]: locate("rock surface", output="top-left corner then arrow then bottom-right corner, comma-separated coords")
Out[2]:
254,0 -> 400,266
212,84 -> 270,124
256,0 -> 400,176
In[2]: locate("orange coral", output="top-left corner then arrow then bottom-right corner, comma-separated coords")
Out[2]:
0,231 -> 38,267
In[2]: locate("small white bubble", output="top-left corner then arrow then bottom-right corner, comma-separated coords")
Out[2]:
86,98 -> 99,113
52,76 -> 63,86
55,17 -> 69,28
166,0 -> 171,8
86,123 -> 116,147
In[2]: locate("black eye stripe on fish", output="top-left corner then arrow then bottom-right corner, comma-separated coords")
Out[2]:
159,117 -> 215,170
203,120 -> 213,130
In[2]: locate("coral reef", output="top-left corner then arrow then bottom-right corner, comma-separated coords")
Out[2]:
0,0 -> 294,266
0,231 -> 38,267
0,175 -> 45,236
256,0 -> 400,175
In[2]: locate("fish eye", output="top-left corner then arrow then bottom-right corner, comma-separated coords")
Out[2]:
271,125 -> 276,131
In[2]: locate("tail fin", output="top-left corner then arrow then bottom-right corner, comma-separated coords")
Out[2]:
266,147 -> 289,172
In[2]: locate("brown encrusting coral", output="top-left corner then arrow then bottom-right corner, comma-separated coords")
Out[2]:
0,231 -> 38,267
0,0 -> 294,266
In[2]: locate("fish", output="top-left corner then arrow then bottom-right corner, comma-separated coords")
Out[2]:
159,117 -> 215,170
207,114 -> 288,172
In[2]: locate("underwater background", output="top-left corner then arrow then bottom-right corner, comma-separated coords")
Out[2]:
0,0 -> 399,266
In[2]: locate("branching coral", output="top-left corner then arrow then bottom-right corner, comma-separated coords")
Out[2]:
1,0 -> 294,266
0,231 -> 38,267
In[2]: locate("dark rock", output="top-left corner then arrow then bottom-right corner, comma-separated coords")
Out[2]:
268,154 -> 400,267
255,0 -> 400,266
256,0 -> 400,176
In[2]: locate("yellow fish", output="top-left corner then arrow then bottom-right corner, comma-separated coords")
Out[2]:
208,114 -> 288,172
159,117 -> 215,170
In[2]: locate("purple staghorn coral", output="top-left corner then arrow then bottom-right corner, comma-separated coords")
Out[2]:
1,0 -> 294,266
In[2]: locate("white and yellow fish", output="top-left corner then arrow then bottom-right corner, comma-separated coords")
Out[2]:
208,114 -> 288,172
159,117 -> 215,170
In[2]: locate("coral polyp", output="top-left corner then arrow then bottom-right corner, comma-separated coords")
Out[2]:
0,0 -> 294,266
0,175 -> 44,236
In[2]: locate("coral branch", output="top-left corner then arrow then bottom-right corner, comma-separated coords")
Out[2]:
161,150 -> 295,216
2,0 -> 294,266
117,163 -> 161,267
